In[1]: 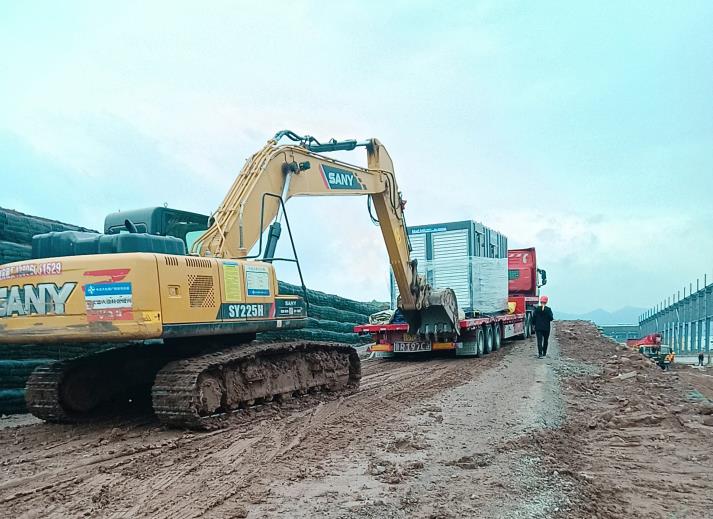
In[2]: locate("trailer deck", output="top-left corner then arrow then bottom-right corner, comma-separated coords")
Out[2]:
355,296 -> 538,357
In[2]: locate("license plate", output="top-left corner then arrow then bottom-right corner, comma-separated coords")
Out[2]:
393,341 -> 432,353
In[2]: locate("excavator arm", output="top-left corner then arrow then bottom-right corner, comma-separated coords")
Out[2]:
194,131 -> 459,335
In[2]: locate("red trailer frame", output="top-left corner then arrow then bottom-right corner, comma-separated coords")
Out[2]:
355,296 -> 534,357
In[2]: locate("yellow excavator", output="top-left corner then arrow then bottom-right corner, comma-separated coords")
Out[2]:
0,131 -> 458,428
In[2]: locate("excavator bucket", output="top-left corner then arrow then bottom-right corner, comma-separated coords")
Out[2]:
401,288 -> 460,336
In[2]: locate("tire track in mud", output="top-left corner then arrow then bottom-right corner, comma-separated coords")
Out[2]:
0,346 -> 512,518
247,337 -> 564,519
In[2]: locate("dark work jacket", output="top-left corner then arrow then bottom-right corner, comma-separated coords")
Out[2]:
532,305 -> 554,332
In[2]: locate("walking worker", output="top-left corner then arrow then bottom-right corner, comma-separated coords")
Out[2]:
532,295 -> 554,358
699,351 -> 705,367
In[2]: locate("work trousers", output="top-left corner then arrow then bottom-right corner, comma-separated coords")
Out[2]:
536,329 -> 550,357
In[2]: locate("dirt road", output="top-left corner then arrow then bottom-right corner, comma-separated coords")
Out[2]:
1,322 -> 712,518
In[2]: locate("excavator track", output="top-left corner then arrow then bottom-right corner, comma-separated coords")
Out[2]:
152,341 -> 361,429
25,360 -> 78,423
25,344 -> 178,423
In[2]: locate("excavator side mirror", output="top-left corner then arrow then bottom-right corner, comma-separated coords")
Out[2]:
537,268 -> 547,287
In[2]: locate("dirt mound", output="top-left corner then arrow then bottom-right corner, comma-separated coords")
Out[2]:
521,320 -> 713,519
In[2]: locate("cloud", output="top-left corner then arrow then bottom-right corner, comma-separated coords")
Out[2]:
490,209 -> 713,313
1,2 -> 712,317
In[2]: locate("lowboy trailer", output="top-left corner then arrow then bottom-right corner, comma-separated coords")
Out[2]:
355,296 -> 534,357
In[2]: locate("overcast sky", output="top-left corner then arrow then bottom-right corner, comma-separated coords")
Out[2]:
1,1 -> 712,314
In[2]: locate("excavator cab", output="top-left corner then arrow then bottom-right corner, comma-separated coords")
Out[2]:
104,207 -> 211,248
30,207 -> 209,261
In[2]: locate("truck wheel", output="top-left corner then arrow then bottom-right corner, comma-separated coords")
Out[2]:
492,324 -> 502,351
484,325 -> 493,354
476,329 -> 485,358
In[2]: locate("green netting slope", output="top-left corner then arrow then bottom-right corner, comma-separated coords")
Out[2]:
259,281 -> 388,345
0,207 -> 97,246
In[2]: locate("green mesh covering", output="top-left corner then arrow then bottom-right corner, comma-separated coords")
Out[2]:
304,318 -> 356,334
259,329 -> 362,344
0,207 -> 97,248
262,281 -> 388,345
0,389 -> 27,414
278,281 -> 388,316
0,240 -> 31,264
0,360 -> 54,389
306,303 -> 368,324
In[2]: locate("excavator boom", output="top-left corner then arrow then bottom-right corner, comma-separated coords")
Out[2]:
194,131 -> 459,335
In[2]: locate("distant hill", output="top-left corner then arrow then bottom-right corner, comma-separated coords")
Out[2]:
555,306 -> 646,325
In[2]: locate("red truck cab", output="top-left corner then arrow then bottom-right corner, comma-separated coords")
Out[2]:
508,247 -> 547,297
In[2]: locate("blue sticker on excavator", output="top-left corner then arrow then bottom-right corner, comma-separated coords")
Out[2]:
320,165 -> 365,190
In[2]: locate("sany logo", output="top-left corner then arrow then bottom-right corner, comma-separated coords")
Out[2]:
0,283 -> 77,317
320,165 -> 365,190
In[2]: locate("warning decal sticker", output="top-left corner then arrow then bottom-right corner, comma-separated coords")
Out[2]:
245,266 -> 270,297
222,261 -> 242,301
84,282 -> 133,321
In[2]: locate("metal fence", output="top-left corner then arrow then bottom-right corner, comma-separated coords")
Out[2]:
598,325 -> 640,342
639,275 -> 713,354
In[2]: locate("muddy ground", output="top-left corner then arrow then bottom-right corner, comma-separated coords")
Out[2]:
1,322 -> 712,518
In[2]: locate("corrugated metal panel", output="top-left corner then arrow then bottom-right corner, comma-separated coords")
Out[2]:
431,230 -> 472,310
432,230 -> 468,260
471,223 -> 507,259
390,221 -> 508,311
409,234 -> 427,273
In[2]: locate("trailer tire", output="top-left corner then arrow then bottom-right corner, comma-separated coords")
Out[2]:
492,324 -> 502,351
484,325 -> 493,354
475,329 -> 485,358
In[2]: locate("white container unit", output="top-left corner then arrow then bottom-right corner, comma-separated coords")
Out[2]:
390,220 -> 508,315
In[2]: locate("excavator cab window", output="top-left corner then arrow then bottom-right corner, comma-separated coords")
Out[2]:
160,211 -> 209,246
185,230 -> 205,254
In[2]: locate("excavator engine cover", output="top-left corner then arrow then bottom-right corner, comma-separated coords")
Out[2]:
32,231 -> 187,258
